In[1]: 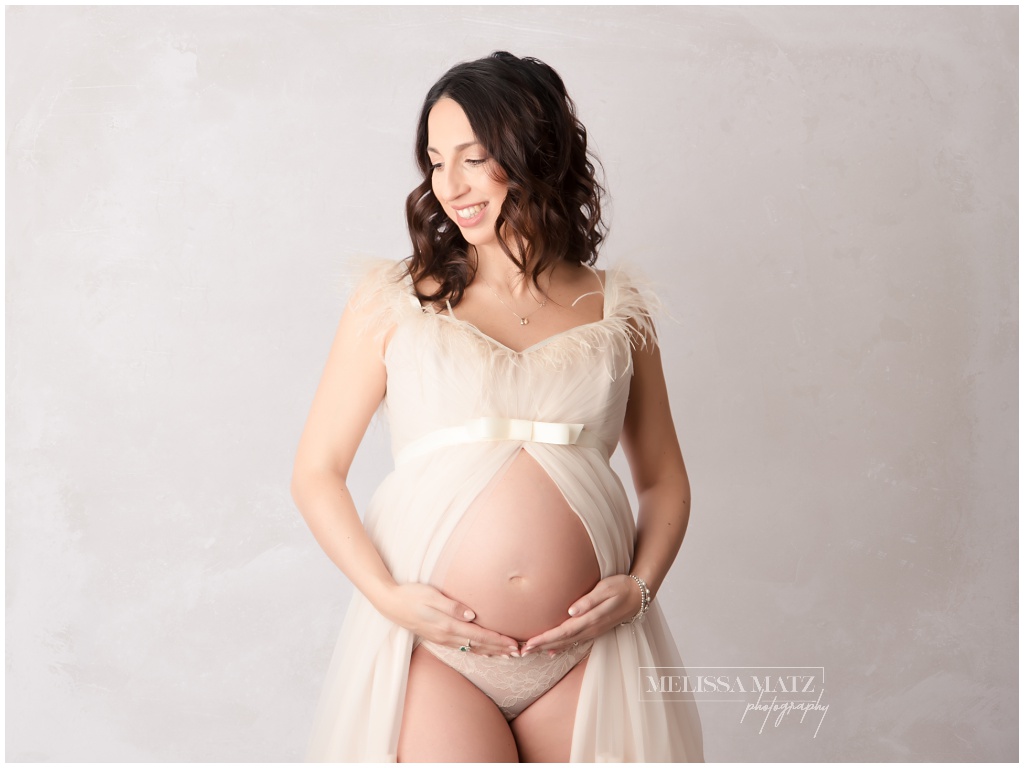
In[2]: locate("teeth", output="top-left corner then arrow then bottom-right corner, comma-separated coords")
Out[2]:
456,203 -> 485,219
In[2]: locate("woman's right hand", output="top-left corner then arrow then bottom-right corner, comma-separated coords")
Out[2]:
379,582 -> 522,658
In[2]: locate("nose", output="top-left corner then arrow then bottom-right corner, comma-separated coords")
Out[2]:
435,163 -> 469,203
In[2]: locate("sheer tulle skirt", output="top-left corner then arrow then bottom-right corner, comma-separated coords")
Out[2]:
304,440 -> 704,762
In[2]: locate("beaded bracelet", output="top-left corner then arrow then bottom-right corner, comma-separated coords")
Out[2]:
621,574 -> 652,624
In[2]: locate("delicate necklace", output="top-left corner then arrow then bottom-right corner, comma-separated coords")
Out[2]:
484,281 -> 548,326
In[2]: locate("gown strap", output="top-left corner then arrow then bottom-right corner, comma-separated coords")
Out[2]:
570,263 -> 607,308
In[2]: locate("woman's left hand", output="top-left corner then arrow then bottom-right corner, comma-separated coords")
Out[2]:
519,573 -> 642,657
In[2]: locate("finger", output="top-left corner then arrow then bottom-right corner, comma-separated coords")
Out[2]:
531,636 -> 587,656
520,632 -> 551,653
490,633 -> 523,655
445,600 -> 475,621
520,629 -> 571,656
567,595 -> 593,617
567,578 -> 622,617
454,621 -> 522,656
454,625 -> 520,657
468,639 -> 518,657
521,609 -> 611,655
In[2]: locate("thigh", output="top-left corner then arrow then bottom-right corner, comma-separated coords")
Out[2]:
510,655 -> 589,762
398,644 -> 519,763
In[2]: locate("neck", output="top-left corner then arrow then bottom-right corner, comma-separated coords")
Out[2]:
469,243 -> 550,300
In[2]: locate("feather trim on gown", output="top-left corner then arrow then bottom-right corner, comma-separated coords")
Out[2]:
306,256 -> 704,762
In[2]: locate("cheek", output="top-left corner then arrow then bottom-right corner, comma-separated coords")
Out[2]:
482,173 -> 506,199
431,176 -> 451,212
492,183 -> 509,209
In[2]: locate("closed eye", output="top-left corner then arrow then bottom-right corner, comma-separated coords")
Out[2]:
428,157 -> 489,171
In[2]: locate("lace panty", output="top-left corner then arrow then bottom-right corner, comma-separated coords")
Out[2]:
416,637 -> 595,720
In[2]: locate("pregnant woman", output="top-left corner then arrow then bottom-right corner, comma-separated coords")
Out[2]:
291,51 -> 704,762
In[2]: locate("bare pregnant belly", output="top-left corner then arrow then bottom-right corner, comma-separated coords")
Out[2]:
430,449 -> 602,641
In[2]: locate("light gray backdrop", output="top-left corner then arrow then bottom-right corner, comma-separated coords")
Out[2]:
6,5 -> 1017,762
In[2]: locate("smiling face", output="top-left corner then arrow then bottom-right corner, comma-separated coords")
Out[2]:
426,97 -> 509,254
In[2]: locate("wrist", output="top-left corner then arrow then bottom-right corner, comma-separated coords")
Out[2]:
366,576 -> 401,619
630,570 -> 660,603
621,573 -> 652,625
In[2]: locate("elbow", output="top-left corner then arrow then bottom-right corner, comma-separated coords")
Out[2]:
636,460 -> 689,499
290,471 -> 305,507
290,458 -> 319,507
290,467 -> 312,510
290,463 -> 348,508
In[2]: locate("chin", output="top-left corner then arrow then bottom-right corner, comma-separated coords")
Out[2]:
460,230 -> 500,250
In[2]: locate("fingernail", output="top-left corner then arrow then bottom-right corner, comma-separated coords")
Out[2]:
522,646 -> 533,656
568,607 -> 577,616
463,610 -> 475,620
548,650 -> 556,658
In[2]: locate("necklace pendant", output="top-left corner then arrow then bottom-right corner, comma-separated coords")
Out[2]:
520,317 -> 528,326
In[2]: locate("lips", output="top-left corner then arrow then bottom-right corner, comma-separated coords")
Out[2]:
452,201 -> 488,227
455,202 -> 486,219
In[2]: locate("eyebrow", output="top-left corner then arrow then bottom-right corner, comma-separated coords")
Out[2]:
426,141 -> 482,154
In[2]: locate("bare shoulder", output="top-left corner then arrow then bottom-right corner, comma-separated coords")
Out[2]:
561,259 -> 603,281
411,272 -> 447,312
413,272 -> 444,294
554,260 -> 605,296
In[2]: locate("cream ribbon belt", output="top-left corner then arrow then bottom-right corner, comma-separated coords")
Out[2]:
394,416 -> 606,467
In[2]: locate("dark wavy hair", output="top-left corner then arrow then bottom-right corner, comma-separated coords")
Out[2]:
404,51 -> 607,307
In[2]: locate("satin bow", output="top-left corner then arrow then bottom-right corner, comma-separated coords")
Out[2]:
466,416 -> 585,445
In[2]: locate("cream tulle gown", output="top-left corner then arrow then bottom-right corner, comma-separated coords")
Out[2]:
305,258 -> 705,762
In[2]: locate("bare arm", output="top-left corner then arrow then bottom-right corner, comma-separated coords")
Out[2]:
290,286 -> 396,608
290,274 -> 521,657
619,332 -> 692,602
